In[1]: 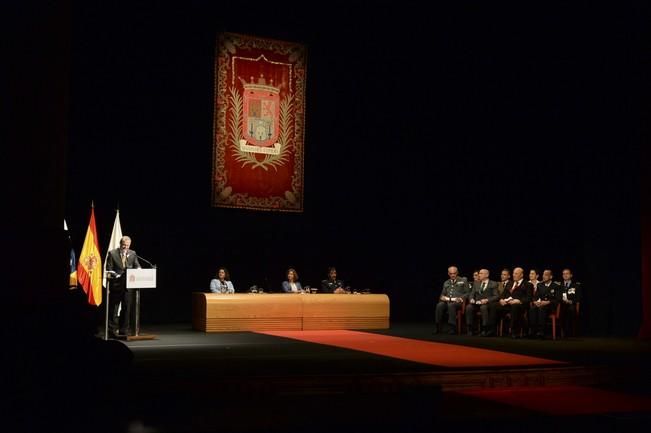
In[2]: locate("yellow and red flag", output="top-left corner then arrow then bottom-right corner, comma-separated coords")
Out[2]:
77,205 -> 102,305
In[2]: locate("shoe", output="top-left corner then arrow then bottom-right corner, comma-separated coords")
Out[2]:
467,330 -> 473,336
537,332 -> 545,340
432,326 -> 439,335
485,330 -> 495,337
447,328 -> 456,335
480,331 -> 487,337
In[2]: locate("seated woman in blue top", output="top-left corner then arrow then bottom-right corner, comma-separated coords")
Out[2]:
209,267 -> 235,294
281,268 -> 303,293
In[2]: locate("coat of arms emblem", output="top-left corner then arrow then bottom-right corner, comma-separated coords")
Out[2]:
240,75 -> 280,147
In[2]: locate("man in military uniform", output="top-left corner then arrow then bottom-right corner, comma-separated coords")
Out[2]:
434,266 -> 468,334
560,268 -> 582,337
528,269 -> 560,339
321,267 -> 346,294
466,268 -> 499,336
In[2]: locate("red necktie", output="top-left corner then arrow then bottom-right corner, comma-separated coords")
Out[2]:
511,282 -> 519,293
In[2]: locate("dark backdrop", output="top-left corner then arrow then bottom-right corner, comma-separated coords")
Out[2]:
64,1 -> 644,335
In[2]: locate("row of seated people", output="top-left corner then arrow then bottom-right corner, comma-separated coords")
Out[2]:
209,266 -> 352,294
434,266 -> 581,339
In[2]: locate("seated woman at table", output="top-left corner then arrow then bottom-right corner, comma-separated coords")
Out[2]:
321,266 -> 346,294
209,267 -> 235,294
281,268 -> 303,293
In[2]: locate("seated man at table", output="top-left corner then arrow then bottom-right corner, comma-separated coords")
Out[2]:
321,267 -> 346,294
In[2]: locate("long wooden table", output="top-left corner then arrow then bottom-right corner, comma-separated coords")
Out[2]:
192,293 -> 390,332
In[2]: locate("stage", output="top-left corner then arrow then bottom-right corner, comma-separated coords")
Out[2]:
106,322 -> 651,433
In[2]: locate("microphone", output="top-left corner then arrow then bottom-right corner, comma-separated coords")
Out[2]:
136,254 -> 156,268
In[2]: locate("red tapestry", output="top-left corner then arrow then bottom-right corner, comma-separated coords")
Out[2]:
212,33 -> 306,212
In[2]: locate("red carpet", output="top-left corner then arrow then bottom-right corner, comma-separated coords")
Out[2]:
258,330 -> 564,368
456,385 -> 651,414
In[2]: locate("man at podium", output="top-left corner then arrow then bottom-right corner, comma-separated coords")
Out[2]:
106,236 -> 141,337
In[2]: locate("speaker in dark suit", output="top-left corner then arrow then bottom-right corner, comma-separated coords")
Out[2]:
106,236 -> 141,336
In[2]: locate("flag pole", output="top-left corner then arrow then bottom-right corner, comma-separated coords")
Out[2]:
102,201 -> 110,341
105,284 -> 110,340
104,206 -> 122,340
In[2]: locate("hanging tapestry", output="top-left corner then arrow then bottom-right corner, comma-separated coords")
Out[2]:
212,32 -> 306,212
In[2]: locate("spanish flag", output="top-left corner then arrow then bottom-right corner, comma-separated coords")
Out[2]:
77,205 -> 102,305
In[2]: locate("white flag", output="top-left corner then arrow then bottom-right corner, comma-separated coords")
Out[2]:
103,209 -> 123,288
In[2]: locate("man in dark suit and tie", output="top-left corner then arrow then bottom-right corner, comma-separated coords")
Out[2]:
494,267 -> 532,338
497,268 -> 511,296
106,236 -> 141,337
466,269 -> 499,336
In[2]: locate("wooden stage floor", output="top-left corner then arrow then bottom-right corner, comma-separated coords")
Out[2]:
91,322 -> 651,433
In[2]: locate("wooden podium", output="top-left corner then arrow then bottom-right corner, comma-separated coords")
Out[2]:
126,268 -> 157,340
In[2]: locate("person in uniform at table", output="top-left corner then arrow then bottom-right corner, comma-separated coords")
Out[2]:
321,267 -> 346,294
